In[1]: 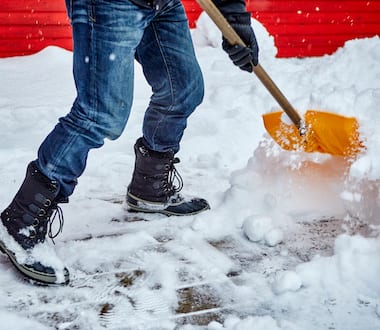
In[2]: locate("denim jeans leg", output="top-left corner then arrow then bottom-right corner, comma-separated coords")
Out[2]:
136,0 -> 205,153
37,0 -> 152,197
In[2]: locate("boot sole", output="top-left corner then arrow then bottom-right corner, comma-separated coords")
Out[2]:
0,240 -> 69,285
127,192 -> 210,216
127,204 -> 209,216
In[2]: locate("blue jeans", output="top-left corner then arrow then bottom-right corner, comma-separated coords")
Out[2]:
37,0 -> 204,197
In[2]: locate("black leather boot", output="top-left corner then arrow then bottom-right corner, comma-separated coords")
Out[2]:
127,138 -> 210,216
0,161 -> 69,285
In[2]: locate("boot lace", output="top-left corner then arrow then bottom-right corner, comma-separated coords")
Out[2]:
47,202 -> 65,243
164,157 -> 183,195
31,197 -> 66,245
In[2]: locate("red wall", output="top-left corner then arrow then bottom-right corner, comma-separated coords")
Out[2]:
0,0 -> 379,58
247,0 -> 380,57
0,1 -> 72,58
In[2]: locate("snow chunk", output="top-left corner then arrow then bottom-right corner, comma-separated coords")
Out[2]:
243,214 -> 283,246
272,270 -> 303,295
265,227 -> 284,247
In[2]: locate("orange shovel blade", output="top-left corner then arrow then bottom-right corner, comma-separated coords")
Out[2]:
262,110 -> 364,157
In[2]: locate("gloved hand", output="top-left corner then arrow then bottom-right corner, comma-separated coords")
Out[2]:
222,12 -> 259,72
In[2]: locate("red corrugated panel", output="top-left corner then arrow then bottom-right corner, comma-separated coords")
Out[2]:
247,0 -> 380,57
0,1 -> 71,57
0,0 -> 379,58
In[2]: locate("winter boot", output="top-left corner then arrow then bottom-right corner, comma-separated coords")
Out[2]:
0,161 -> 69,285
127,138 -> 210,216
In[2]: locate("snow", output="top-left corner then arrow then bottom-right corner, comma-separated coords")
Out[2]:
0,12 -> 380,329
242,214 -> 284,246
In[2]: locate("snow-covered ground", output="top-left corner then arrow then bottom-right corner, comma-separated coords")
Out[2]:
0,13 -> 380,329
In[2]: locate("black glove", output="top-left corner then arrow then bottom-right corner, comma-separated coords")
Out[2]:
222,12 -> 259,72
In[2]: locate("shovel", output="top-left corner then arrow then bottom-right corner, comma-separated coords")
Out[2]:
196,0 -> 364,158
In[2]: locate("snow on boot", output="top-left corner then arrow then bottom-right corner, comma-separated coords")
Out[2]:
127,137 -> 210,216
0,161 -> 69,285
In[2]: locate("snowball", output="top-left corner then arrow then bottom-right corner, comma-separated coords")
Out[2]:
265,227 -> 284,247
243,215 -> 273,242
243,215 -> 283,247
272,271 -> 302,295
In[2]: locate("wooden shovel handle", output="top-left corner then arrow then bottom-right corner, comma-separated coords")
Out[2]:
196,0 -> 303,128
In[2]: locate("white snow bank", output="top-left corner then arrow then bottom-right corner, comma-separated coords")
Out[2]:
0,10 -> 380,330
